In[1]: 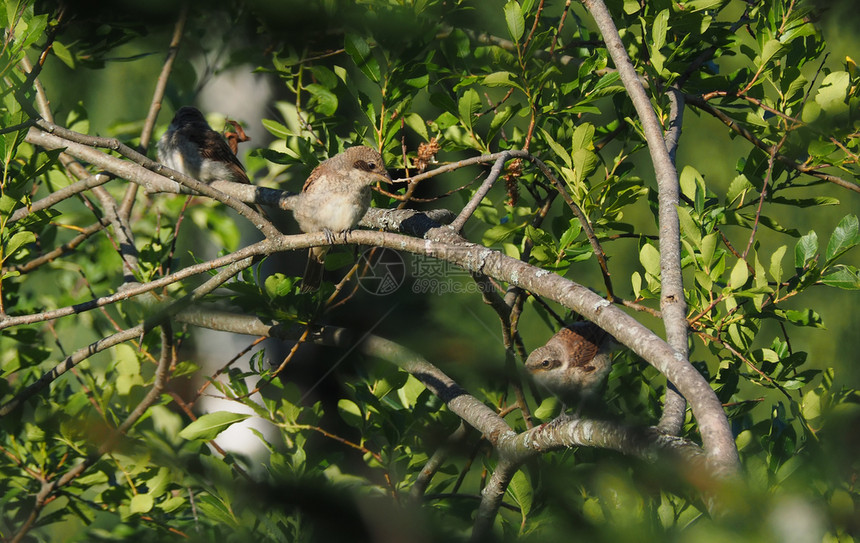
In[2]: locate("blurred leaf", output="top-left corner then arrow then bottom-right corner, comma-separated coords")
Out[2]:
52,40 -> 75,68
337,399 -> 364,429
306,84 -> 338,116
178,412 -> 250,441
533,397 -> 561,420
130,494 -> 154,514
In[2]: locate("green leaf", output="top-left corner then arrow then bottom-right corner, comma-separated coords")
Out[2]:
771,196 -> 839,207
483,71 -> 524,93
130,494 -> 154,515
571,123 -> 594,152
631,271 -> 642,298
344,34 -> 381,82
507,469 -> 533,518
652,9 -> 669,51
533,396 -> 561,420
726,174 -> 753,206
825,214 -> 858,263
114,344 -> 144,395
52,40 -> 75,68
504,1 -> 525,42
794,231 -> 818,269
261,119 -> 292,139
728,258 -> 749,290
458,88 -> 480,132
775,308 -> 823,328
685,0 -> 726,11
759,39 -> 785,66
821,265 -> 860,289
405,74 -> 429,88
2,231 -> 35,262
397,374 -> 426,408
700,233 -> 717,266
178,411 -> 250,441
337,399 -> 363,428
264,272 -> 295,298
677,206 -> 702,247
640,243 -> 661,277
482,221 -> 522,246
306,83 -> 338,116
815,72 -> 850,115
538,127 -> 571,169
571,148 -> 598,187
679,166 -> 704,204
769,245 -> 787,283
404,113 -> 429,141
489,105 -> 518,139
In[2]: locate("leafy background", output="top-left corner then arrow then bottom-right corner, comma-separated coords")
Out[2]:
1,0 -> 858,540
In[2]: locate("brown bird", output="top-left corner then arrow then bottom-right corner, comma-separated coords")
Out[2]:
157,106 -> 249,184
525,321 -> 616,416
292,146 -> 391,291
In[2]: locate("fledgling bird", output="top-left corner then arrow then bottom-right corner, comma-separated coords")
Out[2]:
525,321 -> 616,417
157,106 -> 250,184
293,146 -> 391,291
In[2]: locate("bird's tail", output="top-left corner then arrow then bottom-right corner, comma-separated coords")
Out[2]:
301,246 -> 327,292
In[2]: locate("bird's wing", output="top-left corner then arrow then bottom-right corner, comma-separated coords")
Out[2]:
302,160 -> 328,192
555,325 -> 605,367
181,124 -> 247,173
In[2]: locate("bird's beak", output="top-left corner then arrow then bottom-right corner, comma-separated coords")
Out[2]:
376,172 -> 392,184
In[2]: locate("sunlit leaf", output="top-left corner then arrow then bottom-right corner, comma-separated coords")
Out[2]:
178,412 -> 250,441
504,1 -> 525,42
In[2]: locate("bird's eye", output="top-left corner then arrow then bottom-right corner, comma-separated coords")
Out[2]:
540,359 -> 551,368
354,160 -> 375,171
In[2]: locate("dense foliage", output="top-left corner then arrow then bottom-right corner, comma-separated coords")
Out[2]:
1,0 -> 858,541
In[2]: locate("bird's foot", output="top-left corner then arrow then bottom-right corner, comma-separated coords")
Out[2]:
323,228 -> 335,245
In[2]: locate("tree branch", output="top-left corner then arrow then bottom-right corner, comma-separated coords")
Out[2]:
0,257 -> 253,416
582,0 -> 691,437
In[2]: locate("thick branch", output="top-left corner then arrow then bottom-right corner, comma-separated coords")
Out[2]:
583,0 -> 690,437
25,127 -> 278,237
339,229 -> 739,475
